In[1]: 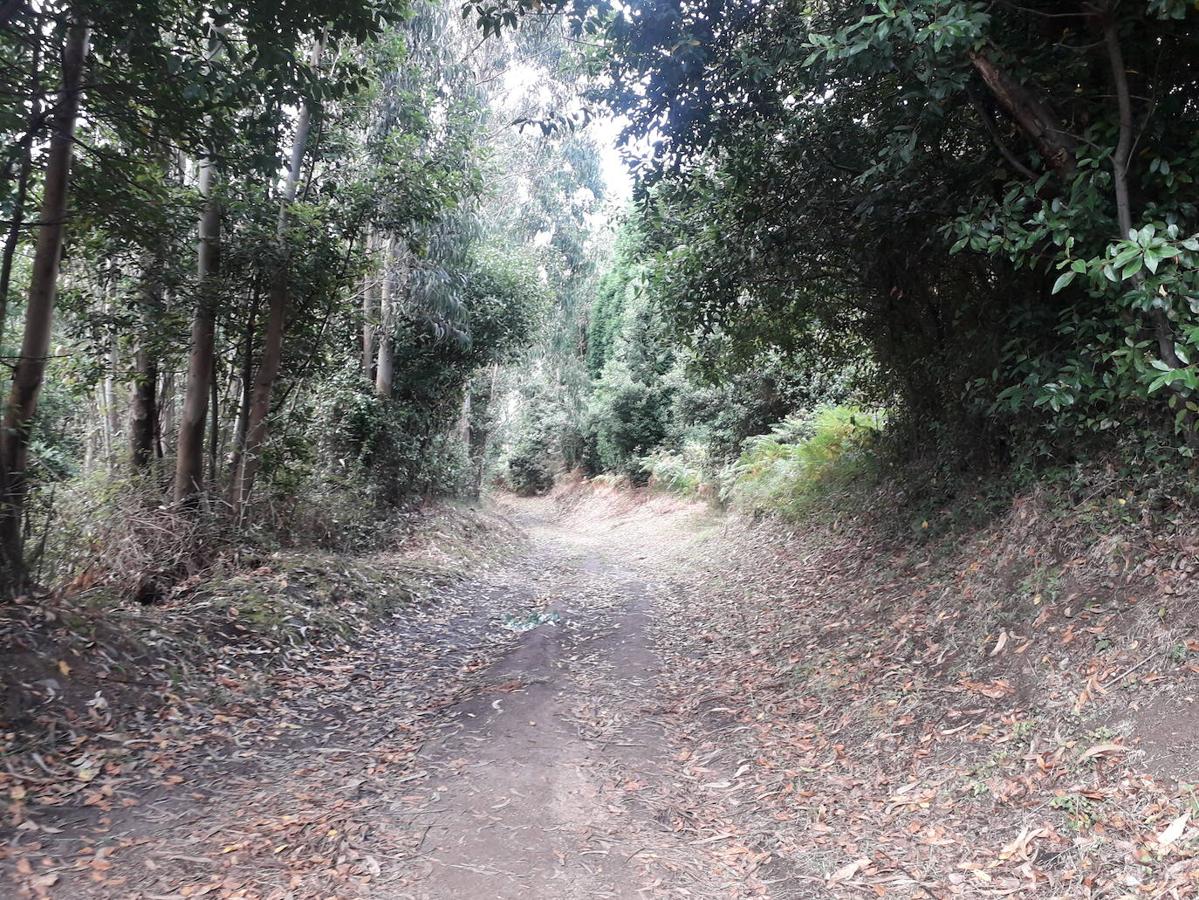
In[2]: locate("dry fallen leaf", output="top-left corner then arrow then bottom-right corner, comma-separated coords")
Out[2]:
828,857 -> 870,883
1156,810 -> 1190,849
1078,742 -> 1127,762
990,630 -> 1008,657
998,825 -> 1046,861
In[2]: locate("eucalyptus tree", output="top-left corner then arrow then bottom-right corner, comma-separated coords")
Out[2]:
0,0 -> 405,591
0,14 -> 88,591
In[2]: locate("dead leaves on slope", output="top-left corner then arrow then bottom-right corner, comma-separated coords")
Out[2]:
645,495 -> 1199,898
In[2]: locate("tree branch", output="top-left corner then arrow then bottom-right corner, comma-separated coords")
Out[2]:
969,49 -> 1076,179
969,94 -> 1038,181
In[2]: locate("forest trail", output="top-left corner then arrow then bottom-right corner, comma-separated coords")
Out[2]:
402,495 -> 721,898
13,491 -> 762,900
13,485 -> 1199,898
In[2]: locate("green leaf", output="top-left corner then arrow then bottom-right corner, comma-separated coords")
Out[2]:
1112,246 -> 1141,268
1051,270 -> 1077,294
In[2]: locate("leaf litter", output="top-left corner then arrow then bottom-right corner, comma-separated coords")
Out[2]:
5,478 -> 1199,898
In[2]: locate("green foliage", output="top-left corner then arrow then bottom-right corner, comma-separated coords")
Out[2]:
504,385 -> 560,495
506,438 -> 556,495
590,370 -> 671,479
0,0 -> 614,597
723,407 -> 883,521
581,0 -> 1199,464
643,443 -> 711,498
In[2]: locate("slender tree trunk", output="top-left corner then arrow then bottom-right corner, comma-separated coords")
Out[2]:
98,385 -> 112,464
457,387 -> 471,444
227,291 -> 257,490
0,33 -> 41,350
232,36 -> 324,513
1101,14 -> 1194,444
375,236 -> 397,398
208,347 -> 219,488
159,370 -> 174,461
129,259 -> 161,471
362,230 -> 377,380
173,36 -> 224,504
103,288 -> 120,469
1103,16 -> 1180,369
0,22 -> 89,595
472,362 -> 500,496
83,407 -> 95,472
173,153 -> 220,503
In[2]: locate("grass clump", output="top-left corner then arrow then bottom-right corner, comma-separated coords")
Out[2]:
722,405 -> 882,520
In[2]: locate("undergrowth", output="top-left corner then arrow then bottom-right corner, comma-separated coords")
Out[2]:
644,405 -> 883,519
33,471 -> 441,603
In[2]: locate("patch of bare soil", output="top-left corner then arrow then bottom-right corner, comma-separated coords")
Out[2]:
394,496 -> 748,898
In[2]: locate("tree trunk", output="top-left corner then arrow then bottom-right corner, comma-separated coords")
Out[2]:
158,369 -> 174,461
457,386 -> 471,445
0,21 -> 89,595
375,236 -> 397,398
103,286 -> 120,469
232,36 -> 324,514
472,363 -> 500,496
362,230 -> 377,380
969,50 -> 1076,179
173,152 -> 220,503
129,261 -> 161,471
1103,16 -> 1183,371
207,347 -> 219,488
0,30 -> 40,351
1101,14 -> 1194,443
129,345 -> 157,471
227,291 -> 257,491
98,385 -> 112,465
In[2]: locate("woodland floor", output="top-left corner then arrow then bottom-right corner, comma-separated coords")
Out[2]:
6,484 -> 1199,898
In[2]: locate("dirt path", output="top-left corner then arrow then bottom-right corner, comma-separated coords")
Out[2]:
14,487 -> 1199,898
5,492 -> 755,900
399,497 -> 733,898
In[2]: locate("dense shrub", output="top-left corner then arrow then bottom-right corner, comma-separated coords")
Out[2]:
643,442 -> 712,497
506,439 -> 556,495
723,406 -> 883,520
590,373 -> 672,479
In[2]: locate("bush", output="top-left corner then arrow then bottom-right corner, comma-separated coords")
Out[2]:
506,438 -> 556,495
643,442 -> 713,497
590,372 -> 671,480
37,474 -> 228,602
501,379 -> 564,494
723,406 -> 883,519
